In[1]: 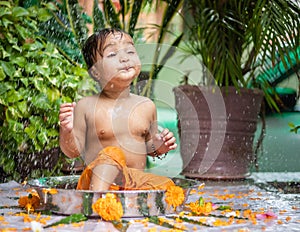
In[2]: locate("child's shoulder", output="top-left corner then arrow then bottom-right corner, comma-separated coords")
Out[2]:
76,95 -> 99,107
130,93 -> 154,104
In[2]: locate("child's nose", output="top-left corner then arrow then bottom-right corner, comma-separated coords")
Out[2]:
119,51 -> 129,62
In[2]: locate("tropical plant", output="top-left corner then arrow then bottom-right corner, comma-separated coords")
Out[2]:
182,0 -> 299,111
173,0 -> 299,179
34,0 -> 183,97
0,0 -> 94,182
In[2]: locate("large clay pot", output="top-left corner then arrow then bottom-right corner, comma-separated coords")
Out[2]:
173,85 -> 264,180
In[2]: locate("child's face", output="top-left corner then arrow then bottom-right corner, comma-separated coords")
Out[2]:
94,32 -> 141,89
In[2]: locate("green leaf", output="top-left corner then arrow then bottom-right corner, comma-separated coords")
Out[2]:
103,0 -> 122,29
44,214 -> 88,228
7,89 -> 24,103
12,44 -> 22,52
92,0 -> 105,33
12,56 -> 26,68
148,216 -> 186,230
24,125 -> 36,140
36,65 -> 50,76
1,17 -> 13,27
32,93 -> 51,110
0,82 -> 12,97
47,128 -> 59,137
288,122 -> 295,128
2,159 -> 16,174
32,77 -> 44,91
16,100 -> 29,117
0,1 -> 11,7
37,129 -> 48,145
137,193 -> 150,217
217,205 -> 232,210
127,0 -> 143,36
46,87 -> 61,102
111,220 -> 130,232
1,61 -> 16,77
12,7 -> 29,17
15,24 -> 29,40
65,0 -> 88,49
4,31 -> 17,44
23,40 -> 43,51
37,8 -> 52,21
73,66 -> 88,77
198,197 -> 204,206
168,215 -> 212,227
0,46 -> 10,58
44,2 -> 58,11
7,119 -> 24,133
20,78 -> 29,87
0,67 -> 5,81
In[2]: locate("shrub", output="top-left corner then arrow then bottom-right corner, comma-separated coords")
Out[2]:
0,1 -> 95,182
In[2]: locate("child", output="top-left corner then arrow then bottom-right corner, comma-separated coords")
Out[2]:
59,28 -> 177,191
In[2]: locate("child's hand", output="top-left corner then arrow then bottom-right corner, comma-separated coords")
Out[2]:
59,102 -> 76,132
153,128 -> 177,155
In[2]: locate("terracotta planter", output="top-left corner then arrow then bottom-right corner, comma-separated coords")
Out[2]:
173,85 -> 264,180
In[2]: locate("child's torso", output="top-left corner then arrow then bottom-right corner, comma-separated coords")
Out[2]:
82,94 -> 153,169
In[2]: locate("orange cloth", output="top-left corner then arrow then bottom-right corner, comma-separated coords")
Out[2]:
77,146 -> 174,191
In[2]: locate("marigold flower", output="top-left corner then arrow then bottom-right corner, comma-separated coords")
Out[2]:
165,185 -> 185,210
42,188 -> 58,195
18,193 -> 40,213
187,197 -> 213,215
213,218 -> 234,226
286,216 -> 292,222
92,193 -> 123,221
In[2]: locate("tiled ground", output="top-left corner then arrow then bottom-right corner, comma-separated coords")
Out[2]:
0,173 -> 299,231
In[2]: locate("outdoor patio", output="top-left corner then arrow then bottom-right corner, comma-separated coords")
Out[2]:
0,172 -> 299,231
1,109 -> 300,231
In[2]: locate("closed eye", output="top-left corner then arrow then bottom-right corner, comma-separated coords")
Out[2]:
127,50 -> 135,54
107,52 -> 117,57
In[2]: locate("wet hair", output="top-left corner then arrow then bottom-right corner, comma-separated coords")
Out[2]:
82,28 -> 127,70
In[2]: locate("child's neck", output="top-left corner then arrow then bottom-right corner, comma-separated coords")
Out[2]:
100,87 -> 131,100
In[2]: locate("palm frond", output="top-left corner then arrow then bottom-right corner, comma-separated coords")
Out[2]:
103,0 -> 122,29
65,0 -> 89,49
93,0 -> 105,33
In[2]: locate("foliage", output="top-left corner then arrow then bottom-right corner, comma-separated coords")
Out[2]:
0,0 -> 94,182
183,0 -> 300,111
36,0 -> 147,66
31,0 -> 183,96
29,0 -> 91,65
288,122 -> 300,134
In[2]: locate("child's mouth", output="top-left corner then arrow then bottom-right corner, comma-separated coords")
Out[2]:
120,66 -> 133,72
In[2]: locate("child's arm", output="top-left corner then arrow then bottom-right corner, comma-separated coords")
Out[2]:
59,102 -> 85,158
145,102 -> 177,158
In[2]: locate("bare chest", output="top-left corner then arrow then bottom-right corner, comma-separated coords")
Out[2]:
91,105 -> 150,141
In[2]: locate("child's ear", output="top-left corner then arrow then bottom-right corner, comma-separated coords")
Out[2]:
89,66 -> 100,80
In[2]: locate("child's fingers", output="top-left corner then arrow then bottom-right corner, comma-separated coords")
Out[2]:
59,102 -> 76,112
164,136 -> 176,146
168,143 -> 177,150
162,131 -> 174,142
59,111 -> 72,121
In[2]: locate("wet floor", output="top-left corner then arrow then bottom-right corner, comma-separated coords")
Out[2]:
145,109 -> 300,230
1,172 -> 299,231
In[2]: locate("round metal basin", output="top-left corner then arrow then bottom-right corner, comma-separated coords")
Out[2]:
28,175 -> 199,218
